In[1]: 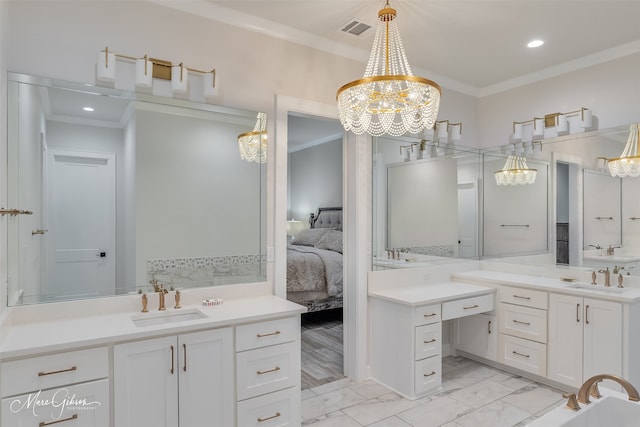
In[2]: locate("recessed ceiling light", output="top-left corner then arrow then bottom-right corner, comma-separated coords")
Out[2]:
527,39 -> 544,48
83,106 -> 95,112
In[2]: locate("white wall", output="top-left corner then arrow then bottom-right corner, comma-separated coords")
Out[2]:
478,54 -> 640,149
288,139 -> 343,221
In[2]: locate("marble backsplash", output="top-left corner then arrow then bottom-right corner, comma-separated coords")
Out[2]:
146,255 -> 266,289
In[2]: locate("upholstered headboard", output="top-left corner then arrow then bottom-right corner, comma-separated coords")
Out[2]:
309,207 -> 342,231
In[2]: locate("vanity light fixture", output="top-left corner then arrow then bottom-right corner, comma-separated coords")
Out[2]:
238,112 -> 268,163
608,123 -> 640,177
96,46 -> 216,96
512,107 -> 591,141
336,1 -> 441,137
495,155 -> 538,186
434,120 -> 462,142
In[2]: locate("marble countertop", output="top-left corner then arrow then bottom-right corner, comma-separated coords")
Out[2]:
0,295 -> 306,360
368,282 -> 496,306
452,270 -> 640,303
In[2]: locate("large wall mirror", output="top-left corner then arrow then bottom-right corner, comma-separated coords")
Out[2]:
372,122 -> 640,275
6,73 -> 267,306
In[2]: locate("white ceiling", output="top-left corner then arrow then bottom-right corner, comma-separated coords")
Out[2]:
183,0 -> 640,97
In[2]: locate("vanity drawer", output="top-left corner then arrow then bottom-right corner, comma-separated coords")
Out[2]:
236,316 -> 299,352
236,341 -> 299,400
237,386 -> 300,427
499,334 -> 547,377
414,355 -> 441,396
442,294 -> 494,321
415,323 -> 441,360
2,378 -> 109,427
1,346 -> 108,397
500,286 -> 548,309
500,303 -> 547,343
413,304 -> 441,326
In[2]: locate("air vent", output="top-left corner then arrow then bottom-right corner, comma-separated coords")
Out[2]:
339,18 -> 372,36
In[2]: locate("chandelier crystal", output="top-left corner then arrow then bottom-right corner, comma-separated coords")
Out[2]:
336,1 -> 441,137
237,112 -> 267,163
495,155 -> 538,186
608,123 -> 640,177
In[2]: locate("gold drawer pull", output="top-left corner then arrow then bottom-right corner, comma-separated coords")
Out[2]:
257,412 -> 281,423
423,313 -> 437,318
423,371 -> 437,377
423,339 -> 437,344
38,366 -> 77,377
512,350 -> 530,358
256,331 -> 281,338
257,366 -> 281,375
39,414 -> 78,426
513,319 -> 531,326
513,295 -> 531,300
463,304 -> 479,310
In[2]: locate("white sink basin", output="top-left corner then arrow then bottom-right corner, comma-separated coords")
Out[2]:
566,283 -> 627,293
132,309 -> 207,327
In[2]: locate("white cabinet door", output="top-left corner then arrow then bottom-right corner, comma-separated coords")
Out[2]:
548,294 -> 622,389
548,294 -> 583,388
114,336 -> 178,427
454,313 -> 497,361
179,328 -> 234,427
583,298 -> 622,380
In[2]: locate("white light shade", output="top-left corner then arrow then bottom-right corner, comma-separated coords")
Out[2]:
608,123 -> 640,177
97,49 -> 116,82
495,155 -> 538,185
423,128 -> 434,139
532,118 -> 545,137
579,109 -> 592,128
450,124 -> 461,141
556,114 -> 568,133
171,64 -> 188,93
513,123 -> 523,140
203,71 -> 216,97
437,122 -> 449,140
135,57 -> 153,87
287,220 -> 306,238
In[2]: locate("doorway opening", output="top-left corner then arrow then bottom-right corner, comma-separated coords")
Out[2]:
286,113 -> 346,389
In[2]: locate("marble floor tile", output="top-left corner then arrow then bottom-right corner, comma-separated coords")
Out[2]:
501,384 -> 565,414
311,378 -> 354,396
448,378 -> 516,408
348,379 -> 396,400
397,396 -> 473,427
442,364 -> 502,388
454,400 -> 532,427
368,416 -> 413,427
303,356 -> 568,427
302,387 -> 367,420
489,371 -> 537,391
341,392 -> 419,426
302,410 -> 362,427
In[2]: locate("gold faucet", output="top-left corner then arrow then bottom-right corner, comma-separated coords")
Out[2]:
158,286 -> 168,311
577,374 -> 640,405
563,393 -> 580,411
598,267 -> 611,287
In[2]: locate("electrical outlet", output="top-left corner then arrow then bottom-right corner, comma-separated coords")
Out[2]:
266,246 -> 274,262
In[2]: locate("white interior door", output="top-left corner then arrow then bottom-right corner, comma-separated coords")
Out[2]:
46,149 -> 116,300
457,181 -> 478,258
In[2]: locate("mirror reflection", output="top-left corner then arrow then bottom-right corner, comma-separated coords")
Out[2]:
6,73 -> 266,306
372,124 -> 640,275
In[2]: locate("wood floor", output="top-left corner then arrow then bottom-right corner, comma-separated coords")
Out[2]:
301,308 -> 344,389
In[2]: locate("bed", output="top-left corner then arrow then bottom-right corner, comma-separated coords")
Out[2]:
286,207 -> 343,312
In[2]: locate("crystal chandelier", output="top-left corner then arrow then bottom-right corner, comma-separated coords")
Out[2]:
495,155 -> 538,186
237,112 -> 267,163
608,123 -> 640,177
336,1 -> 441,137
